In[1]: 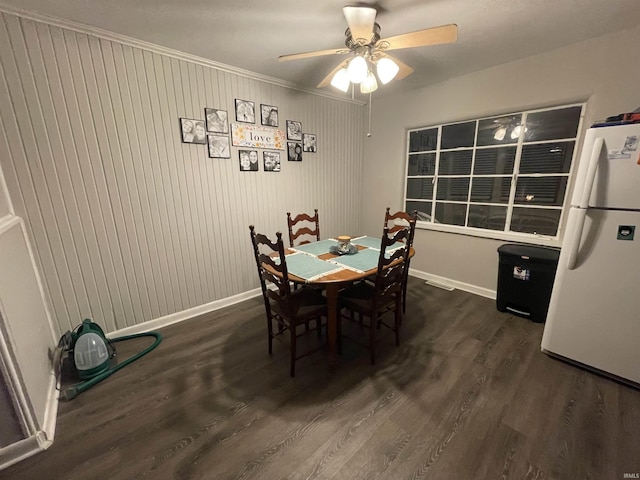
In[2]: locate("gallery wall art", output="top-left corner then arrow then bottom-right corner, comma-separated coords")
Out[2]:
178,102 -> 317,171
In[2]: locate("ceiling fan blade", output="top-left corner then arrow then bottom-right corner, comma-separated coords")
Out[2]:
279,47 -> 350,62
317,60 -> 349,88
343,5 -> 377,42
377,52 -> 414,80
381,24 -> 458,51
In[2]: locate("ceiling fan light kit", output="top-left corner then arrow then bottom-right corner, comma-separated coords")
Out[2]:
330,67 -> 351,92
347,55 -> 368,83
360,71 -> 378,94
334,52 -> 395,92
376,56 -> 399,84
279,4 -> 457,95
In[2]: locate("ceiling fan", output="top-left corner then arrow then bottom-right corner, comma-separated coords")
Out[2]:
279,4 -> 458,93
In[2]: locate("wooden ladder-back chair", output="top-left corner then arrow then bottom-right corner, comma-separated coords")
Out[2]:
249,225 -> 327,376
338,226 -> 413,365
287,209 -> 320,247
384,207 -> 418,313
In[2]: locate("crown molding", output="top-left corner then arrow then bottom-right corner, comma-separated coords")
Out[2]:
0,3 -> 366,105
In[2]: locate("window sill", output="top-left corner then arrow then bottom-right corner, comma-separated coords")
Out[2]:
416,220 -> 562,248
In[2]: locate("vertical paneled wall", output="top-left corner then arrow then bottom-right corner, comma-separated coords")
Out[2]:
0,12 -> 364,336
0,160 -> 10,218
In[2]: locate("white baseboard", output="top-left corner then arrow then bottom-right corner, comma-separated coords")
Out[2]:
40,371 -> 58,447
409,268 -> 497,300
0,425 -> 57,470
108,273 -> 493,340
0,434 -> 43,471
107,287 -> 263,337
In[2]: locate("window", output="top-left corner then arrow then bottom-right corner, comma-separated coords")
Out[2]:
404,104 -> 584,241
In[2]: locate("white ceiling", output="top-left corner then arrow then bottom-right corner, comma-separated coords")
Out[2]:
3,0 -> 640,97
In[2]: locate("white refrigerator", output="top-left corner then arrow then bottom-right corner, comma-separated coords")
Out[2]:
541,122 -> 640,386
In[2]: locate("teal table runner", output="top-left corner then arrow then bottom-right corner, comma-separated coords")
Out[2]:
329,248 -> 382,273
292,239 -> 338,256
350,236 -> 381,249
351,236 -> 405,252
278,252 -> 343,281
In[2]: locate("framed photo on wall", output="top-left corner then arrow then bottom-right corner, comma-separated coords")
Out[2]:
263,151 -> 281,172
180,118 -> 207,144
260,104 -> 279,127
286,120 -> 302,141
239,149 -> 259,171
208,135 -> 230,158
235,99 -> 255,124
205,108 -> 229,134
302,133 -> 317,152
287,141 -> 302,161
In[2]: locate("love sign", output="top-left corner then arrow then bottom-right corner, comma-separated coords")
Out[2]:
231,123 -> 285,150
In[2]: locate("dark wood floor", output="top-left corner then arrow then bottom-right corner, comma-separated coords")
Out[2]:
4,278 -> 640,480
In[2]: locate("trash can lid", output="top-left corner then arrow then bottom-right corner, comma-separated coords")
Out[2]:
497,243 -> 560,263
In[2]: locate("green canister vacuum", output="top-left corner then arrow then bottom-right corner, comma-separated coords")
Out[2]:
57,319 -> 162,401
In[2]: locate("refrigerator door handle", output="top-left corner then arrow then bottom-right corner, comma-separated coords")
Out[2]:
578,137 -> 604,209
567,137 -> 604,270
566,208 -> 587,270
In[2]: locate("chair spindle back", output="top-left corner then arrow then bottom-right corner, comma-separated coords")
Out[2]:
249,226 -> 292,310
287,209 -> 320,247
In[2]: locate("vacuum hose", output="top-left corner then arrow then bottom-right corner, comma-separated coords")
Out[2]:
61,331 -> 162,401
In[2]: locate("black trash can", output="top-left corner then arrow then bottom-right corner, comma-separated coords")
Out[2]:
496,243 -> 560,323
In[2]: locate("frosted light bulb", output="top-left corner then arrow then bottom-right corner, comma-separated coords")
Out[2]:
347,56 -> 368,84
376,57 -> 399,84
360,72 -> 378,94
330,67 -> 350,92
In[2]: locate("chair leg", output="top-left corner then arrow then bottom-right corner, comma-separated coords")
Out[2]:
316,316 -> 322,338
290,323 -> 296,377
337,311 -> 342,354
369,314 -> 376,365
402,281 -> 407,315
402,261 -> 411,316
394,300 -> 401,347
267,317 -> 273,355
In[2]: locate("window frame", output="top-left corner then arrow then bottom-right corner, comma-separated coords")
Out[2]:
403,103 -> 586,247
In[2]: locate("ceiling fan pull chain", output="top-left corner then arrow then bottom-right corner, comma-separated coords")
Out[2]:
367,92 -> 372,137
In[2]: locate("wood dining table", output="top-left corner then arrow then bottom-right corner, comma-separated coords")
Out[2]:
269,236 -> 414,372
